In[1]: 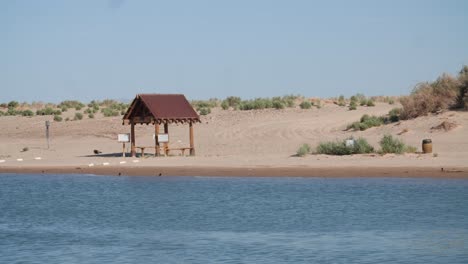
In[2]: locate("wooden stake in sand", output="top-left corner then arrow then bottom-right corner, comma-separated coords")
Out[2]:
45,121 -> 50,149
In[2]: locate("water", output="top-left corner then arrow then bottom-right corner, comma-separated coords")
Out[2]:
0,174 -> 467,263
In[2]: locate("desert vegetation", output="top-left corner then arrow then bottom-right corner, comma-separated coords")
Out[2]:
191,95 -> 304,114
1,66 -> 466,121
297,135 -> 416,156
398,65 -> 468,119
296,144 -> 311,157
345,65 -> 467,129
316,137 -> 374,155
74,112 -> 83,121
0,99 -> 129,120
332,94 -> 376,109
347,114 -> 386,131
379,135 -> 416,154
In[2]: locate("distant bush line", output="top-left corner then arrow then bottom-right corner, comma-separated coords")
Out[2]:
191,95 -> 325,115
0,99 -> 129,119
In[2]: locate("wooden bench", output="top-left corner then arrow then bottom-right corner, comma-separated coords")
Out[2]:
135,146 -> 193,157
135,146 -> 157,157
166,147 -> 193,156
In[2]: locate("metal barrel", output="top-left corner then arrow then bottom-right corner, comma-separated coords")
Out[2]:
422,139 -> 432,154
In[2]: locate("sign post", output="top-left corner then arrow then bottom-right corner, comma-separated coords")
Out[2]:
118,134 -> 130,157
45,121 -> 50,149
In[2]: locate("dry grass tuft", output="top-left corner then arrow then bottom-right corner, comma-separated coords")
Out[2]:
400,66 -> 468,119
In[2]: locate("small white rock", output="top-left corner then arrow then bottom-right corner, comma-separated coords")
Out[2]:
119,161 -> 127,164
88,163 -> 95,167
0,160 -> 5,163
102,162 -> 110,166
132,160 -> 140,163
17,158 -> 23,162
34,157 -> 42,160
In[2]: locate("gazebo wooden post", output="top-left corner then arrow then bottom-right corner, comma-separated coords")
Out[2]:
154,122 -> 160,157
164,123 -> 169,156
189,121 -> 195,156
130,120 -> 136,157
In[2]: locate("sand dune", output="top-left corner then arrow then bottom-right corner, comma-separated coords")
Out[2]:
1,102 -> 467,177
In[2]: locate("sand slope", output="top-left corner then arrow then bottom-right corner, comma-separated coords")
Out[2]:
1,102 -> 467,176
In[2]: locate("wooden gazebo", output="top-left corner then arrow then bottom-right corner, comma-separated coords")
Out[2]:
123,94 -> 200,157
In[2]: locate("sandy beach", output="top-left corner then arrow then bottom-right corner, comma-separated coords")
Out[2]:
1,102 -> 467,178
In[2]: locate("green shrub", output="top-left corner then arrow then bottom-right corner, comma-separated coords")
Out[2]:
225,95 -> 300,111
224,96 -> 242,108
53,115 -> 63,122
458,66 -> 468,109
191,99 -> 219,109
61,107 -> 68,112
58,100 -> 85,110
283,95 -> 296,107
300,101 -> 312,109
347,115 -> 384,131
88,100 -> 99,108
120,110 -> 126,115
361,114 -> 383,126
0,103 -> 7,108
221,101 -> 229,110
348,121 -> 364,131
101,108 -> 119,117
353,138 -> 375,154
0,110 -> 4,116
360,99 -> 367,106
388,108 -> 402,122
355,93 -> 366,102
65,117 -> 70,121
88,113 -> 95,119
316,137 -> 374,155
366,99 -> 375,107
379,134 -> 415,154
21,110 -> 34,116
251,98 -> 270,109
6,108 -> 18,116
296,144 -> 311,157
349,101 -> 357,110
338,95 -> 346,106
36,107 -> 61,116
272,100 -> 285,109
7,101 -> 19,109
74,112 -> 83,120
198,107 -> 211,115
239,101 -> 252,110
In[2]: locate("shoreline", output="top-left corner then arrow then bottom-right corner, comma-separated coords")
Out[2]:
1,165 -> 468,179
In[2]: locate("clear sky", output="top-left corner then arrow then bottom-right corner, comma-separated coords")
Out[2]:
2,0 -> 467,103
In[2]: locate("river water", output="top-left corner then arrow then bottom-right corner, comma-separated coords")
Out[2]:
1,174 -> 467,263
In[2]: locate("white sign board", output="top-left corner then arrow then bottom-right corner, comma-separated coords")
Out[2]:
157,134 -> 169,143
118,134 -> 130,143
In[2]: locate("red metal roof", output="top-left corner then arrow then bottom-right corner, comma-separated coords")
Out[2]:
123,94 -> 200,123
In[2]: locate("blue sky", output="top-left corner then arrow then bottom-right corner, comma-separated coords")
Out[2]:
2,0 -> 467,102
